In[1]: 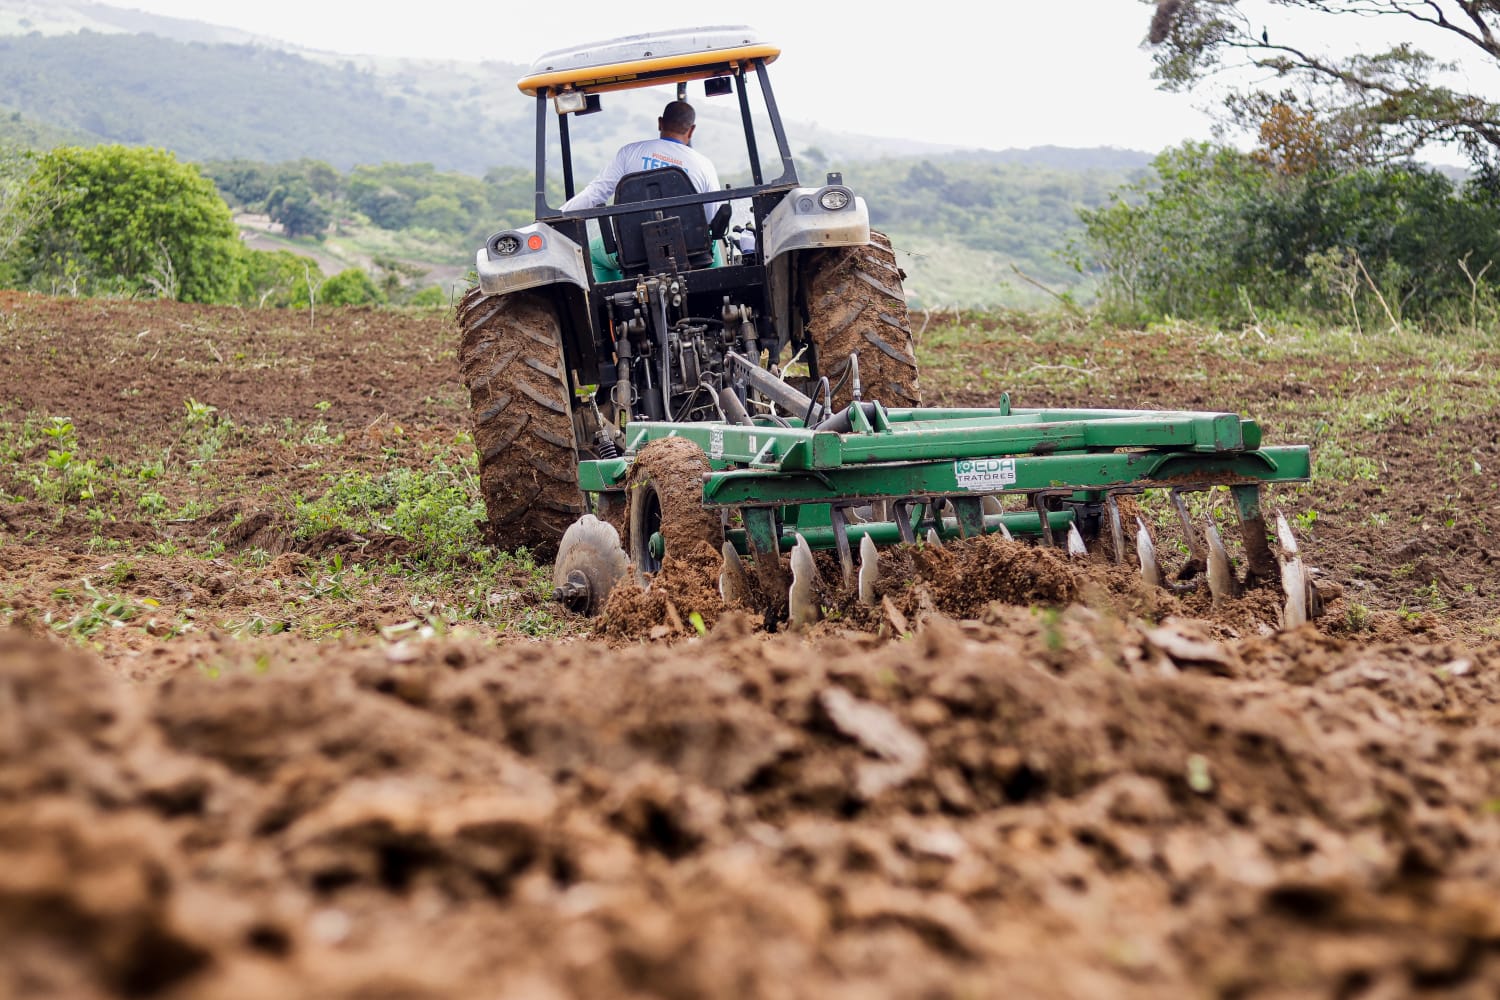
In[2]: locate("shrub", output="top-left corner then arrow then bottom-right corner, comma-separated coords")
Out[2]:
319,268 -> 384,307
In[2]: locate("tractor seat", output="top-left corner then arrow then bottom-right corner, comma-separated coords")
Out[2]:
602,167 -> 719,275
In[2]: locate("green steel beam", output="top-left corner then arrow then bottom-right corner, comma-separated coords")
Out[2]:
697,446 -> 1309,507
578,404 -> 1307,504
723,509 -> 1077,555
579,457 -> 628,492
613,408 -> 1265,475
579,444 -> 1310,498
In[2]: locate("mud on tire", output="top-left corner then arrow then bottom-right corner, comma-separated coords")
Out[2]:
803,231 -> 921,410
623,437 -> 722,585
457,287 -> 582,560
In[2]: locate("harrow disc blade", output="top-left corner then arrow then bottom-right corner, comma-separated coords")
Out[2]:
1276,512 -> 1308,629
1066,522 -> 1088,559
788,534 -> 821,631
1282,559 -> 1308,629
1204,519 -> 1239,606
551,514 -> 630,616
1275,511 -> 1300,555
1136,516 -> 1162,589
719,542 -> 751,607
857,534 -> 879,606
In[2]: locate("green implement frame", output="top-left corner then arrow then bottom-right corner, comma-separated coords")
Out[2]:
578,399 -> 1309,585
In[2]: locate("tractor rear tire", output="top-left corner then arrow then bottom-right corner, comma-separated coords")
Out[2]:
803,231 -> 921,410
457,287 -> 583,560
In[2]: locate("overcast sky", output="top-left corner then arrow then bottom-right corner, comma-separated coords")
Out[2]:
104,0 -> 1218,154
98,0 -> 1497,163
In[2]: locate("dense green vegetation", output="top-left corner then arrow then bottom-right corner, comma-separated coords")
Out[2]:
1127,4 -> 1500,329
1074,141 -> 1500,331
10,144 -> 242,302
204,158 -> 538,249
0,144 -> 435,307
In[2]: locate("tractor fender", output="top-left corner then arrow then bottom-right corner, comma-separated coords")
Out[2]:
762,186 -> 872,349
475,222 -> 590,297
760,186 -> 870,262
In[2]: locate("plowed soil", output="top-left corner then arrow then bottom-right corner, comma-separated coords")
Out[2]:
4,290 -> 1500,999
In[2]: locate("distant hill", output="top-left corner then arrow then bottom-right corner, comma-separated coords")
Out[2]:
0,31 -> 537,172
842,155 -> 1148,309
0,107 -> 93,150
0,0 -> 272,45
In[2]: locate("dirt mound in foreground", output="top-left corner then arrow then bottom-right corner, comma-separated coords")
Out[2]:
6,615 -> 1500,998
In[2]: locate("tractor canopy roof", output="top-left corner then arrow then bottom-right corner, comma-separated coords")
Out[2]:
518,25 -> 780,96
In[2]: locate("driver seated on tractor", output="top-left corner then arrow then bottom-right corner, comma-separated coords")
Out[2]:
564,100 -> 722,218
563,100 -> 727,278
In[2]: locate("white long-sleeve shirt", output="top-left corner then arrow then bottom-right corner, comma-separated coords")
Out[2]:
561,137 -> 722,222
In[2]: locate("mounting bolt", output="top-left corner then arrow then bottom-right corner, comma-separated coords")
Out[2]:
553,570 -> 592,614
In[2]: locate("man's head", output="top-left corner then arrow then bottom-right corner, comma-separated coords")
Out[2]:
658,100 -> 696,142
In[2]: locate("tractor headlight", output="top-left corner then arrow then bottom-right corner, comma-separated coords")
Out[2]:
489,232 -> 522,257
818,187 -> 852,211
554,90 -> 587,115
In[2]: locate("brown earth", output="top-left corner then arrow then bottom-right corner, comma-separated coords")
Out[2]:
3,290 -> 1500,998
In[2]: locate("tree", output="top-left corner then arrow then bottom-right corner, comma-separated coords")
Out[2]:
1073,142 -> 1272,320
1145,1 -> 1500,168
347,162 -> 491,233
409,192 -> 465,233
11,144 -> 242,301
265,179 -> 331,239
346,179 -> 411,229
298,159 -> 342,200
797,146 -> 831,177
1252,101 -> 1330,176
201,158 -> 275,208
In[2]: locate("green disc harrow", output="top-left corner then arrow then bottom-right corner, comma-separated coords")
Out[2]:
554,364 -> 1316,629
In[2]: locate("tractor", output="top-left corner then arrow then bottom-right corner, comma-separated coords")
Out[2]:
458,26 -> 917,555
458,26 -> 1319,628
